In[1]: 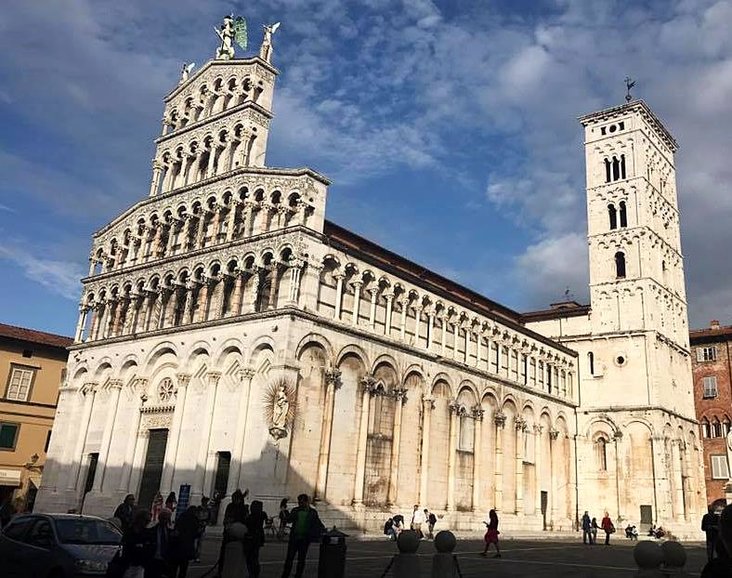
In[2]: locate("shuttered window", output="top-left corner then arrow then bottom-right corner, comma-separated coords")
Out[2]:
703,376 -> 718,399
5,367 -> 35,401
711,455 -> 730,480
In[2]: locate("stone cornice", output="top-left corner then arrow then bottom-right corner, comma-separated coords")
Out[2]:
581,405 -> 697,426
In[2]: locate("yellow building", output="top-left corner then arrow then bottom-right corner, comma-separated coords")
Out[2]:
0,323 -> 71,514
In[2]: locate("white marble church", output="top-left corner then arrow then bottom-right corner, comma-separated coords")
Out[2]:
36,19 -> 705,535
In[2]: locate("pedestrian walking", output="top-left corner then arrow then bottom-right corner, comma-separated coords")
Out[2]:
151,492 -> 163,523
702,504 -> 732,577
277,497 -> 290,540
410,504 -> 425,539
218,489 -> 250,572
591,517 -> 599,545
480,509 -> 501,558
113,494 -> 136,534
581,511 -> 592,544
280,493 -> 325,578
194,497 -> 210,562
702,505 -> 720,562
244,500 -> 268,578
425,509 -> 437,539
169,506 -> 198,578
601,512 -> 614,545
147,508 -> 174,578
119,508 -> 155,578
165,492 -> 178,516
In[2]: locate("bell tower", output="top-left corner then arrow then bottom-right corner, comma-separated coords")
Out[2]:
579,99 -> 692,414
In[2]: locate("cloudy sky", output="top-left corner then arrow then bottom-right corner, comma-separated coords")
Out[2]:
0,0 -> 731,336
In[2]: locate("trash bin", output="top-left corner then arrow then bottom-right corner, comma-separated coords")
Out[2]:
318,526 -> 348,578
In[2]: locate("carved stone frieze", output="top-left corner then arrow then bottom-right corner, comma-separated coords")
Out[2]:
141,411 -> 173,430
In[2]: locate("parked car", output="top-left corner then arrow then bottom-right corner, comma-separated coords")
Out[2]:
0,513 -> 122,577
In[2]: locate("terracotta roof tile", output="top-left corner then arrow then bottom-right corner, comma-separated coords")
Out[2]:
0,322 -> 73,350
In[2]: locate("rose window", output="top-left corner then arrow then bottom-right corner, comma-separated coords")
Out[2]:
158,378 -> 175,402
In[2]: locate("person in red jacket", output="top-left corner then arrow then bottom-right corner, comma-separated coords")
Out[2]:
601,512 -> 615,545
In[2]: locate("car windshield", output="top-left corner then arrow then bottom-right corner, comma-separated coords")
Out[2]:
54,518 -> 122,545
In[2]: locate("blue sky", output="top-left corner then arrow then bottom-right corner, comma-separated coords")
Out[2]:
1,0 -> 732,336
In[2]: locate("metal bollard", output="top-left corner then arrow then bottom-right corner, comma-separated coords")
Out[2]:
431,530 -> 458,578
392,530 -> 421,577
318,527 -> 348,578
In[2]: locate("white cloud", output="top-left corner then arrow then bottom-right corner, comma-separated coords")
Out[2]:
0,245 -> 84,301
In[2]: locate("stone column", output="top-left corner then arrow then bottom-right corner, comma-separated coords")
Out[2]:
426,310 -> 435,350
196,280 -> 211,323
351,280 -> 363,326
160,373 -> 191,493
384,293 -> 394,336
651,435 -> 672,521
314,369 -> 342,501
515,417 -> 526,515
419,395 -> 434,505
192,372 -> 222,500
165,221 -> 178,255
613,430 -> 624,522
67,382 -> 97,491
180,216 -> 192,252
156,289 -> 169,330
118,379 -> 147,492
232,272 -> 246,315
149,160 -> 164,197
152,224 -> 164,259
464,326 -> 471,364
226,201 -> 239,242
91,379 -> 123,493
210,206 -> 222,244
472,406 -> 485,511
387,387 -> 407,506
287,263 -> 303,306
195,212 -> 208,249
207,145 -> 219,176
671,439 -> 685,522
353,375 -> 375,505
368,288 -> 378,328
74,306 -> 88,342
226,369 -> 256,494
400,298 -> 409,341
440,317 -> 448,355
334,273 -> 345,321
494,411 -> 506,512
549,428 -> 559,526
242,201 -> 254,237
446,401 -> 460,511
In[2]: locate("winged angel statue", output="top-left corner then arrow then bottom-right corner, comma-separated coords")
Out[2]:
259,22 -> 281,63
215,15 -> 248,60
179,62 -> 195,84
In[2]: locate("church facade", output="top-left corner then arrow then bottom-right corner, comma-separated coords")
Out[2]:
36,25 -> 704,534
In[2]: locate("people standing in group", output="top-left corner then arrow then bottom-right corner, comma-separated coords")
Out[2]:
147,508 -> 174,578
480,509 -> 501,558
119,508 -> 155,578
244,500 -> 268,578
168,505 -> 199,578
591,517 -> 599,545
410,505 -> 425,539
151,492 -> 164,523
278,497 -> 290,540
280,493 -> 325,578
113,494 -> 136,534
702,505 -> 720,562
195,497 -> 210,562
581,511 -> 592,545
601,512 -> 614,545
218,489 -> 250,572
425,509 -> 437,539
165,492 -> 178,516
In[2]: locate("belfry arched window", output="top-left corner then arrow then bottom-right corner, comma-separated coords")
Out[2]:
713,418 -> 722,438
701,418 -> 710,438
619,201 -> 627,227
595,437 -> 608,471
615,251 -> 626,279
608,204 -> 617,230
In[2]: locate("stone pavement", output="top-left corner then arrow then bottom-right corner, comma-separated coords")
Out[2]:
186,535 -> 709,577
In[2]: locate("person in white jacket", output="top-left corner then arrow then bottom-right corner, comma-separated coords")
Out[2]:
410,505 -> 425,539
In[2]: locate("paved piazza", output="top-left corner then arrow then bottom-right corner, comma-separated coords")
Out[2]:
186,535 -> 708,577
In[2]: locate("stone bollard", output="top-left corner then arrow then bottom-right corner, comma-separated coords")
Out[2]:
633,540 -> 689,578
431,530 -> 458,578
392,530 -> 421,578
660,541 -> 688,577
221,522 -> 247,578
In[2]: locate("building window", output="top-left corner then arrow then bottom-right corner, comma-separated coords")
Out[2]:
0,423 -> 19,450
697,347 -> 718,362
711,455 -> 730,480
701,418 -> 710,438
595,438 -> 608,471
619,201 -> 627,227
44,430 -> 52,453
158,378 -> 175,403
608,204 -> 617,230
615,252 -> 626,279
712,418 -> 723,438
588,352 -> 595,376
703,376 -> 718,399
724,418 -> 732,437
5,366 -> 36,402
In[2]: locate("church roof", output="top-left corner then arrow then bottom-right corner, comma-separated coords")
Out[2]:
521,301 -> 591,323
690,322 -> 732,343
323,220 -> 579,357
0,322 -> 73,351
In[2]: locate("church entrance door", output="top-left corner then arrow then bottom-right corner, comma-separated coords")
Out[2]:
138,429 -> 169,510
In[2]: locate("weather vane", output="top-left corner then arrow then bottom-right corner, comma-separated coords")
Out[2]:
624,77 -> 636,103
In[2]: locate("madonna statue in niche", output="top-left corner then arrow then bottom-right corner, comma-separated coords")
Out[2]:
264,379 -> 296,441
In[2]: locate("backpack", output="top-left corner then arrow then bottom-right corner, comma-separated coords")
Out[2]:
428,513 -> 437,525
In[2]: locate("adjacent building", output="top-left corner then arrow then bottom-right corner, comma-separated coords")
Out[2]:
35,20 -> 705,535
0,323 -> 72,513
690,320 -> 732,504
